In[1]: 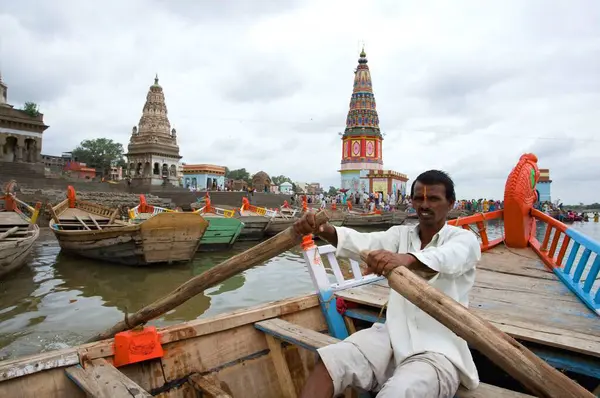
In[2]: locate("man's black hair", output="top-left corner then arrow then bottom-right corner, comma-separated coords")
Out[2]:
410,170 -> 456,202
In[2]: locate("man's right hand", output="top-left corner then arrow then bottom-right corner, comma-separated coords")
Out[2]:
293,212 -> 322,235
293,212 -> 338,245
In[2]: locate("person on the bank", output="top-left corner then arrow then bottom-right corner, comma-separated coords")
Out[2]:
293,170 -> 482,398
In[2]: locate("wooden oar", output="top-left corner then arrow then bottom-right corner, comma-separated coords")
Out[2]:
89,214 -> 102,230
75,216 -> 91,231
0,226 -> 19,240
359,251 -> 593,398
87,210 -> 331,342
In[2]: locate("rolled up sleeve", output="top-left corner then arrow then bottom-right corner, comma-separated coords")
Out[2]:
411,229 -> 481,277
334,226 -> 401,261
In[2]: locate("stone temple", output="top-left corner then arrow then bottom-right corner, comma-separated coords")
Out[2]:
126,75 -> 181,186
0,72 -> 49,164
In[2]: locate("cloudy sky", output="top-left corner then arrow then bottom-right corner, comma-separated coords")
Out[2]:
1,0 -> 599,203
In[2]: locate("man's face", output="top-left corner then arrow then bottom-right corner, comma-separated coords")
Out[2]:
411,181 -> 453,226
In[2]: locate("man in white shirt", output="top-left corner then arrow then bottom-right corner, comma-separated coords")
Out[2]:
294,170 -> 481,398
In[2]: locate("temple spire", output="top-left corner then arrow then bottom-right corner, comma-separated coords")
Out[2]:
125,76 -> 182,186
343,46 -> 380,137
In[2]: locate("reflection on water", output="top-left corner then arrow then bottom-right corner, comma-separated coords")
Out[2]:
0,230 -> 313,360
0,220 -> 599,361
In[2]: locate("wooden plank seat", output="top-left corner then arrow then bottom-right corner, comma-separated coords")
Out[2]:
0,212 -> 30,227
65,358 -> 151,397
254,318 -> 534,398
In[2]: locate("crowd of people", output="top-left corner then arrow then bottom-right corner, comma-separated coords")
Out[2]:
291,192 -> 509,215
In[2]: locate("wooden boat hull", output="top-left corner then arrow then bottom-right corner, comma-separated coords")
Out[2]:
342,212 -> 394,228
264,217 -> 296,236
198,216 -> 244,251
0,224 -> 39,278
236,216 -> 269,241
50,213 -> 208,266
0,294 -> 326,398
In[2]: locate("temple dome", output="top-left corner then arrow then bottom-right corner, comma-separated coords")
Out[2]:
252,171 -> 271,193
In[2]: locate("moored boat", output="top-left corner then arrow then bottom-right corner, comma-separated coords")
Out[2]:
134,194 -> 243,251
236,197 -> 276,240
0,181 -> 41,278
48,186 -> 209,265
1,154 -> 599,397
193,197 -> 244,251
342,210 -> 394,228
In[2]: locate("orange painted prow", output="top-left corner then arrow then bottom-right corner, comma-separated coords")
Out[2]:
503,153 -> 540,248
113,326 -> 164,367
67,186 -> 76,208
241,197 -> 250,211
139,194 -> 147,212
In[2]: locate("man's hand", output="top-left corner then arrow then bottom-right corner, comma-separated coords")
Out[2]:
293,212 -> 338,245
293,212 -> 322,235
362,250 -> 438,279
363,250 -> 417,276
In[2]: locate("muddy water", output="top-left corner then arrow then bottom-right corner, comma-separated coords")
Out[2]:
1,219 -> 599,361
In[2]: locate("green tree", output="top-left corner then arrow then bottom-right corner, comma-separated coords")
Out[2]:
327,186 -> 338,196
271,175 -> 293,185
72,138 -> 125,177
225,168 -> 251,183
21,102 -> 40,117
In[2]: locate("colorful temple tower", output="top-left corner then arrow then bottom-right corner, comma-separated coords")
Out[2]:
126,75 -> 182,187
339,49 -> 408,198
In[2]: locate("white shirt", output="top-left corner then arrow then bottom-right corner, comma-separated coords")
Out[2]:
333,223 -> 481,389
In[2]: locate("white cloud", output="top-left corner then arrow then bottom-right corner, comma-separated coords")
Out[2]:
1,0 -> 599,203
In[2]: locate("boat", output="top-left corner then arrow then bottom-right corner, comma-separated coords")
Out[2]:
1,153 -> 599,397
133,194 -> 243,251
236,197 -> 276,240
193,196 -> 244,251
191,196 -> 270,242
342,210 -> 394,228
0,181 -> 41,278
48,186 -> 209,265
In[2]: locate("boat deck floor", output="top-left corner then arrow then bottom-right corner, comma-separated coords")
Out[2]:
336,245 -> 600,358
57,208 -> 109,221
0,212 -> 29,227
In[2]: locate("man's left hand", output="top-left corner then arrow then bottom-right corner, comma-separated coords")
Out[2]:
363,250 -> 417,277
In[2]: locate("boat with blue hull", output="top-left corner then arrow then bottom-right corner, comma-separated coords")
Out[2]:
0,153 -> 598,397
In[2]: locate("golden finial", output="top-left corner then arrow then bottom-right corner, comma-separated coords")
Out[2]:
360,42 -> 366,58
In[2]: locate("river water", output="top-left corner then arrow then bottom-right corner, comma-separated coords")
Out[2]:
1,218 -> 599,361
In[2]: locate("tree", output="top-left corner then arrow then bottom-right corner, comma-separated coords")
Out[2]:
21,102 -> 40,117
328,186 -> 338,196
72,138 -> 125,177
271,175 -> 293,185
225,168 -> 251,183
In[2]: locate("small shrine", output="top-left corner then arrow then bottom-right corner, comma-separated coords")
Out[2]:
0,72 -> 48,163
183,164 -> 226,191
338,49 -> 408,198
252,171 -> 271,193
125,75 -> 181,186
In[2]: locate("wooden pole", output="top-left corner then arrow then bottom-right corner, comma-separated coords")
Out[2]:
0,226 -> 19,240
87,210 -> 331,342
359,252 -> 593,398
